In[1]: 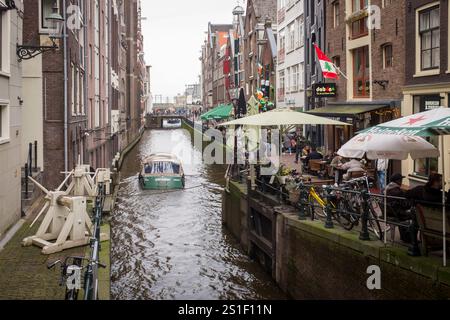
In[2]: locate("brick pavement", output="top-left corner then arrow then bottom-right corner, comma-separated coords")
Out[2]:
0,200 -> 110,300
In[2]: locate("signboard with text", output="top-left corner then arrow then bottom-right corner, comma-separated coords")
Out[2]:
313,83 -> 337,98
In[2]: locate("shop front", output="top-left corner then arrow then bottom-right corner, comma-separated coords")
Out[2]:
307,102 -> 400,153
401,84 -> 450,189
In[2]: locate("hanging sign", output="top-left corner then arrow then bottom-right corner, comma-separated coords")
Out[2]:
313,83 -> 337,98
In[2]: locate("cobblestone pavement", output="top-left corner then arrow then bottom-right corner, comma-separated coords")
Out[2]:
0,200 -> 111,300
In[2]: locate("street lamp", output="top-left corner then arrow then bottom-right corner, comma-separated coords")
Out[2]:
16,1 -> 64,61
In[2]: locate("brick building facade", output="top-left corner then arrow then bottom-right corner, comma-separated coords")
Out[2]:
309,0 -> 406,154
244,0 -> 277,101
401,0 -> 450,189
21,0 -> 145,189
201,23 -> 232,111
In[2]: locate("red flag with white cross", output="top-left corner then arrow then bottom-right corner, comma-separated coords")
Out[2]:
314,44 -> 339,80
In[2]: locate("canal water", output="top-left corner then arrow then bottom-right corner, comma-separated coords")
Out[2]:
111,129 -> 287,300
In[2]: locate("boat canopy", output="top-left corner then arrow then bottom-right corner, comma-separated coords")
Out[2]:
142,154 -> 182,175
144,162 -> 181,175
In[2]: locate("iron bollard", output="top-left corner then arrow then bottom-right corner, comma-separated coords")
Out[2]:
28,143 -> 32,176
359,190 -> 371,241
407,206 -> 421,257
34,141 -> 38,172
324,186 -> 334,229
298,183 -> 308,220
24,163 -> 29,199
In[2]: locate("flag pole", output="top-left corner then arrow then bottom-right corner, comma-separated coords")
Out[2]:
333,64 -> 348,80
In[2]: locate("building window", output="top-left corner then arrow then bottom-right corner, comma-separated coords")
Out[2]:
351,16 -> 368,39
0,12 -> 3,71
297,15 -> 304,47
299,62 -> 304,90
419,6 -> 440,70
413,95 -> 440,177
1,10 -> 10,74
382,0 -> 393,8
80,72 -> 84,115
0,103 -> 8,141
286,67 -> 291,94
278,70 -> 285,101
292,65 -> 299,92
332,56 -> 341,68
352,0 -> 368,12
382,44 -> 393,68
287,22 -> 295,52
41,0 -> 57,30
71,64 -> 75,115
279,31 -> 286,63
353,46 -> 370,98
333,2 -> 340,28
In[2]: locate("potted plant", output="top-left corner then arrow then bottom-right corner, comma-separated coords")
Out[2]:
277,165 -> 291,185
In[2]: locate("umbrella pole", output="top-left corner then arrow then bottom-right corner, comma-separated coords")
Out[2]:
441,136 -> 447,267
384,167 -> 388,245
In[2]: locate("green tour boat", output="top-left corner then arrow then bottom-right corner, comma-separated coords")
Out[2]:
139,153 -> 185,190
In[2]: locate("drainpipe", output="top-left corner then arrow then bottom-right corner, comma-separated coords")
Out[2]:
108,0 -> 113,165
83,0 -> 88,164
63,0 -> 68,177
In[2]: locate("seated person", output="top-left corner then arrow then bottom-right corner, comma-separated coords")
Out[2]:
406,173 -> 448,208
385,174 -> 413,243
339,158 -> 366,181
307,147 -> 323,160
330,154 -> 343,184
302,145 -> 311,157
323,150 -> 334,163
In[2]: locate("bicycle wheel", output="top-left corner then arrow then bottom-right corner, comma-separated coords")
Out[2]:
309,194 -> 326,219
368,205 -> 385,241
335,200 -> 355,231
368,218 -> 384,241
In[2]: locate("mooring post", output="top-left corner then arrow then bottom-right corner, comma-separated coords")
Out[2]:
359,190 -> 371,241
298,182 -> 308,220
324,186 -> 334,229
408,205 -> 421,257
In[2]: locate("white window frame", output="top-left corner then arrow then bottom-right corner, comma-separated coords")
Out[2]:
299,62 -> 304,90
292,64 -> 299,92
286,67 -> 291,94
382,44 -> 393,69
287,22 -> 295,52
333,2 -> 340,28
0,100 -> 10,144
414,2 -> 441,78
0,10 -> 11,76
39,0 -> 60,34
298,15 -> 304,48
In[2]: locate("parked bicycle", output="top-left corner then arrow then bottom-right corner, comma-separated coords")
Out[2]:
48,256 -> 106,300
296,176 -> 385,240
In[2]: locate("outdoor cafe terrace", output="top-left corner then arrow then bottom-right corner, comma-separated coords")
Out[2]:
227,151 -> 449,267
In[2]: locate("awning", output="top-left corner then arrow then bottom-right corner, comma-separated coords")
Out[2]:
307,104 -> 391,118
200,104 -> 233,121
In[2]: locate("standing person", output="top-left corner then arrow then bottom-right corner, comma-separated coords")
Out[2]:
330,154 -> 343,185
376,159 -> 389,192
283,133 -> 292,154
295,135 -> 310,164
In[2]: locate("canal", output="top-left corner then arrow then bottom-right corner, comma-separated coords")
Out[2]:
111,129 -> 287,300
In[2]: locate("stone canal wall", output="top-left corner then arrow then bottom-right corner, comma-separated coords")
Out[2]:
223,180 -> 450,300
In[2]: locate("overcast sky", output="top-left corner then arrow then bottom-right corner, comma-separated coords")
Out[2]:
141,0 -> 246,100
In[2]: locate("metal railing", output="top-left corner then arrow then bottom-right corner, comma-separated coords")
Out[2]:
83,182 -> 106,300
23,141 -> 38,202
247,175 -> 449,258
